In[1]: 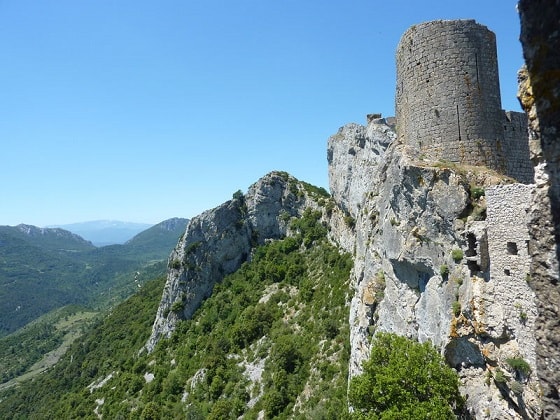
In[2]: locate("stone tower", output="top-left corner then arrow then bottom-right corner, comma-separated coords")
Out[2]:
396,20 -> 507,171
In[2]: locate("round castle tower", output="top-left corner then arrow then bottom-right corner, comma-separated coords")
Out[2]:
396,20 -> 506,170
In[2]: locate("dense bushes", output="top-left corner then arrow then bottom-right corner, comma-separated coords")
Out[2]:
349,333 -> 464,419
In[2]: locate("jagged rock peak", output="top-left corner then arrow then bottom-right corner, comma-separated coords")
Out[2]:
327,118 -> 396,216
145,171 -> 329,352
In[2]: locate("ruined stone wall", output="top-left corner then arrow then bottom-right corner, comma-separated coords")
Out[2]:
502,111 -> 534,183
483,183 -> 540,417
396,20 -> 506,170
486,184 -> 534,330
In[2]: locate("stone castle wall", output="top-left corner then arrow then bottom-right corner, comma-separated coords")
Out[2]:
502,111 -> 534,183
396,20 -> 505,170
395,20 -> 533,183
486,184 -> 533,290
484,183 -> 537,367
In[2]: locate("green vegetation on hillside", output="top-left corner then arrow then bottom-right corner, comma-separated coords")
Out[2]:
0,305 -> 97,384
0,275 -> 166,419
0,231 -> 93,335
0,208 -> 353,419
0,219 -> 187,337
349,333 -> 464,419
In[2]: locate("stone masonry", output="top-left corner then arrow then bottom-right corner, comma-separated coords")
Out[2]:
485,184 -> 537,367
396,20 -> 533,184
502,111 -> 533,184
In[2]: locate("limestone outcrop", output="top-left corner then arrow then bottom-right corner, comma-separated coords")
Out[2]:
327,117 -> 540,418
145,171 -> 323,353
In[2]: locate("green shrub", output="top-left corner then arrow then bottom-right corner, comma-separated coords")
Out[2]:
374,270 -> 386,301
440,264 -> 449,276
506,357 -> 532,376
185,241 -> 202,255
452,301 -> 461,317
325,200 -> 335,217
349,333 -> 463,418
510,380 -> 524,396
140,401 -> 161,420
451,249 -> 464,262
494,368 -> 507,383
279,210 -> 291,222
344,215 -> 356,229
170,300 -> 184,314
470,186 -> 485,200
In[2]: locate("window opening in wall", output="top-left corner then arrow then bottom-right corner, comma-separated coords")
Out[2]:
507,241 -> 519,255
466,233 -> 477,257
466,232 -> 480,275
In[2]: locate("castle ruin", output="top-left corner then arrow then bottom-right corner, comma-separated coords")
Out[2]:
395,19 -> 533,184
392,20 -> 540,415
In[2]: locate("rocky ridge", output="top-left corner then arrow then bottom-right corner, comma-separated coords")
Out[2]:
145,171 -> 328,352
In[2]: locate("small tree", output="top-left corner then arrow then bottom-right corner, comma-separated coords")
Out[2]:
349,332 -> 463,419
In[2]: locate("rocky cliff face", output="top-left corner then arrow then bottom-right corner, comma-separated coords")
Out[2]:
327,117 -> 540,418
518,1 -> 560,416
145,171 -> 324,352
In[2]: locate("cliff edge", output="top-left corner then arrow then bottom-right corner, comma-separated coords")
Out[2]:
328,117 -> 540,418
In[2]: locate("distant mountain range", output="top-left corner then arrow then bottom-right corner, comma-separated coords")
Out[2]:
49,220 -> 154,246
0,218 -> 188,337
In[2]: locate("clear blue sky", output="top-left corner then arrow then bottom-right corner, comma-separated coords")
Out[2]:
1,0 -> 524,226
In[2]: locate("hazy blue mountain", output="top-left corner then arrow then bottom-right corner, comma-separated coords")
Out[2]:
51,220 -> 153,246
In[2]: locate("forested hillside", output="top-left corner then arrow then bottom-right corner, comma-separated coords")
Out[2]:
0,209 -> 353,419
0,218 -> 187,336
